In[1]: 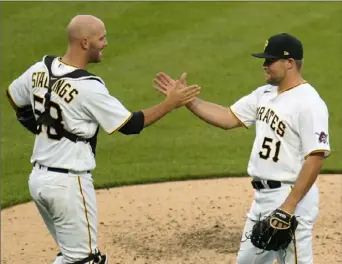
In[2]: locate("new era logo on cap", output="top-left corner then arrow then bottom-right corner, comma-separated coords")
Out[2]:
252,33 -> 303,60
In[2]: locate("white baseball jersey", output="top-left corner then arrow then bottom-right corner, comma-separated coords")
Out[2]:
230,82 -> 330,182
8,56 -> 132,171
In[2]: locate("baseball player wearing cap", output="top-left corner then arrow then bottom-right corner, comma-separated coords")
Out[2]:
6,15 -> 200,264
154,33 -> 330,264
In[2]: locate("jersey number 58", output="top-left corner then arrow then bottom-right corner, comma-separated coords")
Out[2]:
259,137 -> 281,162
33,94 -> 63,140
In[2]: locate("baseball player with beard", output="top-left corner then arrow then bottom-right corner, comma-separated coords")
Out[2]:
154,33 -> 331,264
6,15 -> 200,264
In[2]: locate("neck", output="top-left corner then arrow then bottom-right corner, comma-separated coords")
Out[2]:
277,74 -> 306,93
61,46 -> 88,69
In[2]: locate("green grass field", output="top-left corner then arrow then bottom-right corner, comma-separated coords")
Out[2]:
1,2 -> 341,208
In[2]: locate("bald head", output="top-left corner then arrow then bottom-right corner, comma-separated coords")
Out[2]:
64,15 -> 108,64
67,15 -> 105,43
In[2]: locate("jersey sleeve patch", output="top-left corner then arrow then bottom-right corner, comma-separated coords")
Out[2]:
298,100 -> 331,160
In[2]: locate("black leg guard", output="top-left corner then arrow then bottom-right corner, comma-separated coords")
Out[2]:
72,249 -> 107,264
96,254 -> 107,264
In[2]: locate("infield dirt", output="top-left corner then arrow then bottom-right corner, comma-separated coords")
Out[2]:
1,174 -> 341,264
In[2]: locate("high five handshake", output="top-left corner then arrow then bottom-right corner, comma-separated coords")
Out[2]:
153,72 -> 242,130
156,72 -> 200,108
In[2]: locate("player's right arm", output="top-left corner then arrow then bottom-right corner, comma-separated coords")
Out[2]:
154,72 -> 258,130
185,99 -> 243,130
83,74 -> 200,135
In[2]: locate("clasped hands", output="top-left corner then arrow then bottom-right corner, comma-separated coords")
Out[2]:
153,72 -> 200,108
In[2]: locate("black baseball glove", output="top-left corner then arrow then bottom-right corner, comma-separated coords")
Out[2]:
250,208 -> 298,251
16,105 -> 38,134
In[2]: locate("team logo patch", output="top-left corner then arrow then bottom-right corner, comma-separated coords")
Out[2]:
315,131 -> 328,144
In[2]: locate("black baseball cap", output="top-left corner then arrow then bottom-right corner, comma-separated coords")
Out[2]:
251,33 -> 303,60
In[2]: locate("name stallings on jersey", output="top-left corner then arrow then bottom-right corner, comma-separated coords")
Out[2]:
256,106 -> 286,137
32,71 -> 78,103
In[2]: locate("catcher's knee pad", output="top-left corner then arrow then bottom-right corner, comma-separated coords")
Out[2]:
71,249 -> 107,264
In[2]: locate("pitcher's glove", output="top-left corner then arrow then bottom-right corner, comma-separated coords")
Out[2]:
250,208 -> 298,252
16,105 -> 38,134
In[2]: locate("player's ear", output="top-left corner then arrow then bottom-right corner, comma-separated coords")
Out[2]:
80,38 -> 89,50
286,59 -> 295,70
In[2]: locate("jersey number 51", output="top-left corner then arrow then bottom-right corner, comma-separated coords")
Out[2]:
259,137 -> 281,162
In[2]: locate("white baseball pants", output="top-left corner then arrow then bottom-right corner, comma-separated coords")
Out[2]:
28,165 -> 99,263
236,183 -> 319,264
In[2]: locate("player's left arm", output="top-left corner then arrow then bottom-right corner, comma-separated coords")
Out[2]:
280,100 -> 330,214
281,152 -> 324,214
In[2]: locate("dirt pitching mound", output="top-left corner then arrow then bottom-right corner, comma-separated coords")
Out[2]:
1,174 -> 341,264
